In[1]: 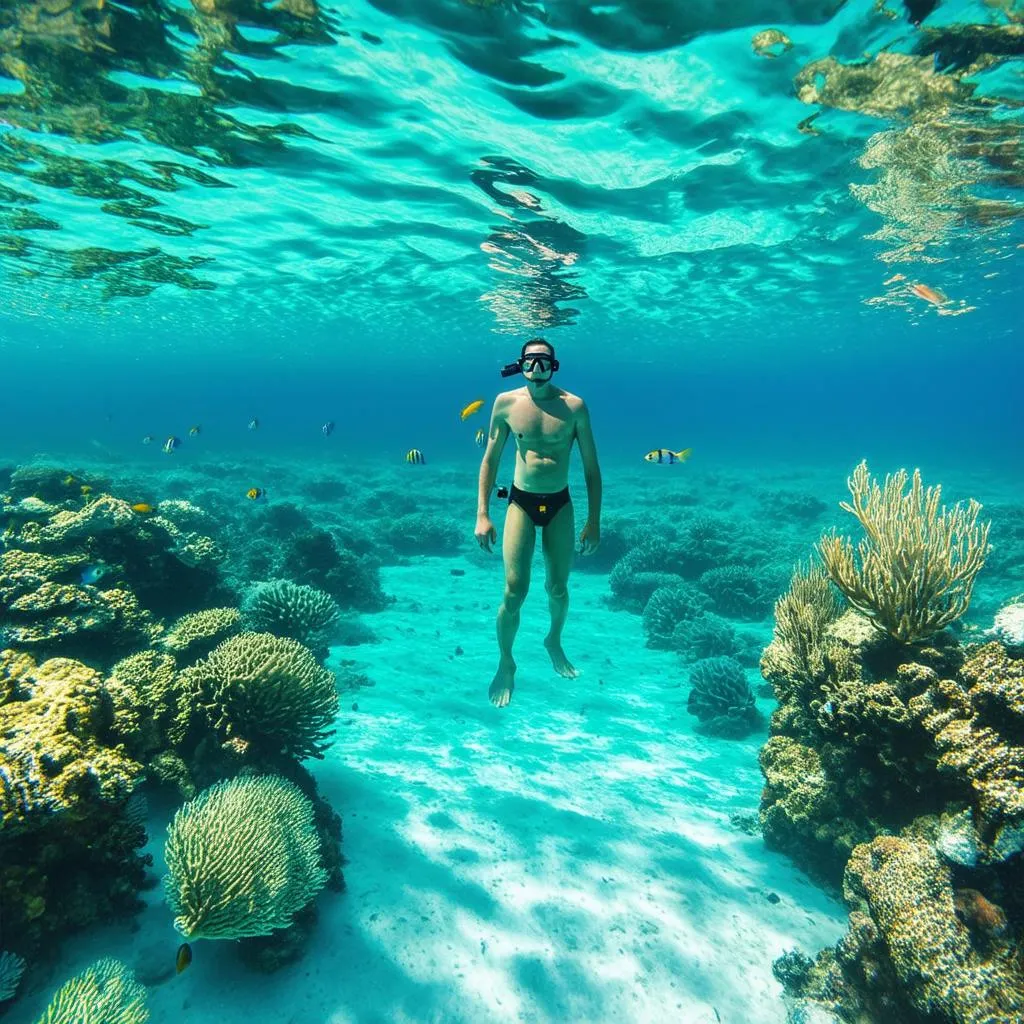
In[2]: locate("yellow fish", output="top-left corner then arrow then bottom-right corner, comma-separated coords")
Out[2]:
460,399 -> 485,422
644,448 -> 692,464
475,428 -> 486,447
246,488 -> 266,501
80,485 -> 93,496
188,425 -> 201,437
405,449 -> 425,464
131,503 -> 155,515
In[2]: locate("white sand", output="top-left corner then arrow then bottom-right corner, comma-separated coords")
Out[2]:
15,555 -> 846,1024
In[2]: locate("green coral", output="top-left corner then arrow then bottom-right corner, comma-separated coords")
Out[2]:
163,774 -> 328,940
0,949 -> 26,1002
34,957 -> 148,1024
159,607 -> 241,658
183,632 -> 338,760
105,650 -> 185,757
243,580 -> 338,646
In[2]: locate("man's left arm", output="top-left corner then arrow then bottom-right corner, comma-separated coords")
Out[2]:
575,400 -> 602,554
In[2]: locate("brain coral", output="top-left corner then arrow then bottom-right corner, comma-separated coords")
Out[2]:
686,656 -> 763,738
184,632 -> 338,760
163,774 -> 328,940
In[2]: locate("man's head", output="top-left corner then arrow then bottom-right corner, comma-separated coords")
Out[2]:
520,338 -> 558,382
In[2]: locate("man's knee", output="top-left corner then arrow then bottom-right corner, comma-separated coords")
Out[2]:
503,578 -> 529,612
545,578 -> 569,600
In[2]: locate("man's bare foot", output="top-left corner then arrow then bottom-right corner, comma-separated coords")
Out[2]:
544,637 -> 579,678
488,659 -> 516,707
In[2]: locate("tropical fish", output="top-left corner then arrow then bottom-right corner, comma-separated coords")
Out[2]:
142,435 -> 154,445
63,474 -> 76,486
246,487 -> 266,501
405,449 -> 425,465
475,428 -> 486,447
163,436 -> 181,454
80,564 -> 108,585
822,700 -> 836,716
175,943 -> 192,975
883,273 -> 906,285
322,421 -> 335,437
644,448 -> 692,464
910,282 -> 947,307
131,503 -> 154,515
80,485 -> 92,496
460,398 -> 485,422
188,425 -> 201,437
247,417 -> 259,431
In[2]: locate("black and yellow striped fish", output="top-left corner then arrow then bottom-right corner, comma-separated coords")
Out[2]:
405,448 -> 425,464
644,447 -> 692,464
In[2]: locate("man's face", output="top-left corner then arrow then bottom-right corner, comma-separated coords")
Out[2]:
521,346 -> 555,382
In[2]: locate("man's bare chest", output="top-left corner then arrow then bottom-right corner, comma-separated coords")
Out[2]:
507,402 -> 575,449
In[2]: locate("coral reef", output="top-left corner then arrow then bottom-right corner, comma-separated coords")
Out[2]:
243,580 -> 338,647
699,565 -> 767,620
163,774 -> 328,940
281,529 -> 390,612
0,652 -> 150,962
383,512 -> 463,557
0,950 -> 25,1002
642,583 -> 710,649
818,461 -> 991,643
762,468 -> 1024,1023
182,632 -> 338,761
159,606 -> 242,660
686,656 -> 763,738
33,957 -> 148,1024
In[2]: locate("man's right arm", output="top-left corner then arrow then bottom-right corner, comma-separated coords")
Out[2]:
477,396 -> 510,519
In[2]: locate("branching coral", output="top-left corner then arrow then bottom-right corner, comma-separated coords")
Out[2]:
818,461 -> 990,643
163,774 -> 327,940
243,580 -> 338,646
34,957 -> 148,1024
183,632 -> 338,760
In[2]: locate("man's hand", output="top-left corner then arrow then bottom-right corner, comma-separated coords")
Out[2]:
475,515 -> 497,553
579,520 -> 600,555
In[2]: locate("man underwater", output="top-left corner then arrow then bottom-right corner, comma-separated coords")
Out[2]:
475,338 -> 603,707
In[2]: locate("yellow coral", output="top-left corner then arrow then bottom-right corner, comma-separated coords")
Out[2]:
163,774 -> 327,940
818,461 -> 990,643
34,957 -> 148,1024
160,607 -> 240,656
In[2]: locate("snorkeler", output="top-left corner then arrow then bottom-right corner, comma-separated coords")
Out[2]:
475,338 -> 602,708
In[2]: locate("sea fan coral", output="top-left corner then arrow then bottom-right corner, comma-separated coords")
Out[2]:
33,957 -> 148,1024
163,774 -> 327,941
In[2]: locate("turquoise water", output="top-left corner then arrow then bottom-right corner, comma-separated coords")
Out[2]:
1,0 -> 1023,1021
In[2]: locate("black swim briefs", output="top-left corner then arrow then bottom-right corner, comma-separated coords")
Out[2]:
508,484 -> 571,528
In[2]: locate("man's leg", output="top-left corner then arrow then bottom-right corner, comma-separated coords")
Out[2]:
541,500 -> 578,679
489,501 -> 534,707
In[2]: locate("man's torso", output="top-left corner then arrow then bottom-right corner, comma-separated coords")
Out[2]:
501,386 -> 581,492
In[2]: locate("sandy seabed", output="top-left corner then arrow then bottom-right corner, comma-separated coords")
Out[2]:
14,554 -> 846,1024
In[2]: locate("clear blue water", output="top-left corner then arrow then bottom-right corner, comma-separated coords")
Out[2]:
1,0 -> 1022,1020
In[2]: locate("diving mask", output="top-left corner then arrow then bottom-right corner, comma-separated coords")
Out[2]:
500,342 -> 560,378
